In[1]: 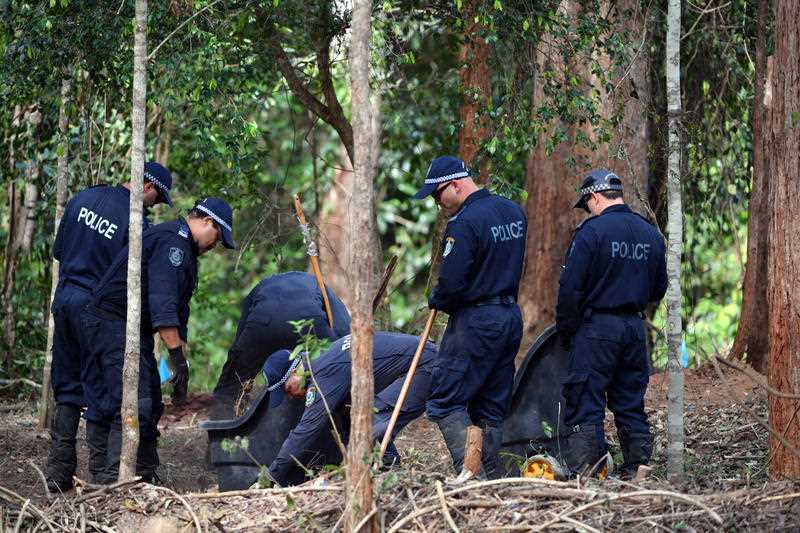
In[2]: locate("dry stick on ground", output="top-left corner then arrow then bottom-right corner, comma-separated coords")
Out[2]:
532,490 -> 723,531
185,485 -> 342,499
12,498 -> 30,533
27,460 -> 51,499
0,486 -> 58,533
715,356 -> 800,399
416,477 -> 592,506
150,485 -> 202,533
73,477 -> 143,503
435,481 -> 460,533
711,357 -> 800,464
387,500 -> 505,533
0,378 -> 41,389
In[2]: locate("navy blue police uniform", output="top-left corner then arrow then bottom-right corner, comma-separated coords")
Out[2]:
81,197 -> 235,483
212,271 -> 351,418
45,162 -> 173,491
556,169 -> 667,478
414,155 -> 526,479
267,332 -> 436,486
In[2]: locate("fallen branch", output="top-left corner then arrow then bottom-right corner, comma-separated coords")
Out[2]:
436,481 -> 459,533
715,356 -> 800,399
532,489 -> 723,530
0,378 -> 41,389
27,460 -> 51,499
387,499 -> 502,533
74,476 -> 142,503
150,485 -> 203,533
0,486 -> 59,532
185,484 -> 342,500
417,477 -> 591,506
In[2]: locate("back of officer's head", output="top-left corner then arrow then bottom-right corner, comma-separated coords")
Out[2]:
185,197 -> 236,254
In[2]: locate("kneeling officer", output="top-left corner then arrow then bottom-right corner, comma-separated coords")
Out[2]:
82,197 -> 235,483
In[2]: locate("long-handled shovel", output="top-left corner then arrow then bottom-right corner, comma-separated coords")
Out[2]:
378,308 -> 437,457
293,194 -> 334,329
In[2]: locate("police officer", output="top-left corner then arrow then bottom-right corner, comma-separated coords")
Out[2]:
266,331 -> 436,486
81,197 -> 235,483
556,169 -> 667,479
44,162 -> 173,492
413,155 -> 526,479
211,271 -> 351,419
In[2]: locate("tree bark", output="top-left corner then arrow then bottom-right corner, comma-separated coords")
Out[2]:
119,0 -> 148,481
729,0 -> 770,374
665,0 -> 684,483
346,0 -> 379,530
767,0 -> 800,480
39,77 -> 72,430
517,0 -> 653,344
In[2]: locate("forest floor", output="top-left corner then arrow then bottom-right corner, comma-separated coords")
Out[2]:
1,362 -> 799,531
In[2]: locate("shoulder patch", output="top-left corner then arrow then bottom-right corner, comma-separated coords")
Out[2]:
168,247 -> 184,267
443,236 -> 455,257
305,387 -> 317,407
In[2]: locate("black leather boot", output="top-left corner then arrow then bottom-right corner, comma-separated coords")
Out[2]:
564,424 -> 601,477
436,410 -> 472,473
618,430 -> 653,479
136,437 -> 160,484
44,404 -> 82,492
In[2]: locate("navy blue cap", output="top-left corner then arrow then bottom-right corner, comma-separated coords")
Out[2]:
413,155 -> 471,200
573,169 -> 624,210
263,349 -> 302,408
194,197 -> 236,249
144,161 -> 173,207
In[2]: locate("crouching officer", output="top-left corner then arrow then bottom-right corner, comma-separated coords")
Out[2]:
81,197 -> 235,483
556,170 -> 667,479
266,332 -> 436,486
212,271 -> 351,419
413,156 -> 526,479
45,162 -> 173,492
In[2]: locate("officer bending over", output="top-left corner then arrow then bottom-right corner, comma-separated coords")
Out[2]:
81,197 -> 235,483
266,331 -> 436,487
45,162 -> 173,492
556,169 -> 667,479
412,155 -> 526,480
212,271 -> 350,419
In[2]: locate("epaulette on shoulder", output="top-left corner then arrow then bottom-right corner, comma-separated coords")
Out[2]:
575,215 -> 598,232
177,223 -> 189,239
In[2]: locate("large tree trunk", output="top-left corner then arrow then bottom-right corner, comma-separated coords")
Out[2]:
346,0 -> 379,530
665,0 -> 684,483
766,0 -> 800,480
729,0 -> 770,374
517,0 -> 652,343
39,77 -> 72,430
119,0 -> 148,481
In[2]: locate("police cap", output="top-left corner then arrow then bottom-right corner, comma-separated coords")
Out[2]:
413,155 -> 472,199
193,197 -> 236,249
144,161 -> 174,207
573,169 -> 624,211
263,349 -> 302,408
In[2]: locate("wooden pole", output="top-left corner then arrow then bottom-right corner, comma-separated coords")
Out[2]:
372,255 -> 398,312
463,426 -> 483,476
293,194 -> 334,329
379,309 -> 437,456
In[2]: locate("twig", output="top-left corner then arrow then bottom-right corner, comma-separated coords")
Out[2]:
185,485 -> 341,499
436,481 -> 460,533
28,460 -> 51,499
0,378 -> 41,389
417,477 -> 590,505
12,498 -> 30,533
0,486 -> 58,533
148,0 -> 225,61
85,520 -> 115,533
715,356 -> 800,399
532,490 -> 723,530
353,506 -> 378,533
74,477 -> 142,503
150,485 -> 203,533
387,499 -> 502,533
562,515 -> 602,533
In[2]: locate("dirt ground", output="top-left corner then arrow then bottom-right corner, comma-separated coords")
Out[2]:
1,363 -> 795,531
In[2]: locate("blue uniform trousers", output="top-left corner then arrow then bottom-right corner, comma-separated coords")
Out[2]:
426,304 -> 523,424
81,307 -> 163,439
562,313 -> 650,449
51,282 -> 93,407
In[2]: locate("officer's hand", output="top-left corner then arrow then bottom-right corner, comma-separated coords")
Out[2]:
168,346 -> 189,404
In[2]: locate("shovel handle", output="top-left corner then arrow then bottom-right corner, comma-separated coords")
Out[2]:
379,309 -> 438,457
293,194 -> 334,329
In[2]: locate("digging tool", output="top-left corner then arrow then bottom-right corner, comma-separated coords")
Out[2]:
378,309 -> 437,457
292,194 -> 334,329
372,255 -> 398,312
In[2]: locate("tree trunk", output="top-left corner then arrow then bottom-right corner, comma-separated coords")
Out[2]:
729,0 -> 770,374
767,0 -> 800,480
665,0 -> 684,483
119,0 -> 148,481
517,0 -> 652,344
346,0 -> 379,530
39,77 -> 72,430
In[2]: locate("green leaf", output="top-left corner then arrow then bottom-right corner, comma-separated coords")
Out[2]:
285,494 -> 296,509
541,420 -> 553,438
49,0 -> 56,7
60,0 -> 68,7
522,19 -> 530,32
455,0 -> 462,10
493,0 -> 502,11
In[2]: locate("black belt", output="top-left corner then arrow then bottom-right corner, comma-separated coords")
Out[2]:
63,279 -> 93,292
473,295 -> 515,307
585,308 -> 645,319
85,303 -> 125,321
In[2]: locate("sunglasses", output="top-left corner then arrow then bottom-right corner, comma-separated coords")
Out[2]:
432,181 -> 455,202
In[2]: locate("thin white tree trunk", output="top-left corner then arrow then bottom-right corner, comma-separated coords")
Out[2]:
346,0 -> 380,530
119,0 -> 148,481
39,77 -> 71,430
665,0 -> 684,483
